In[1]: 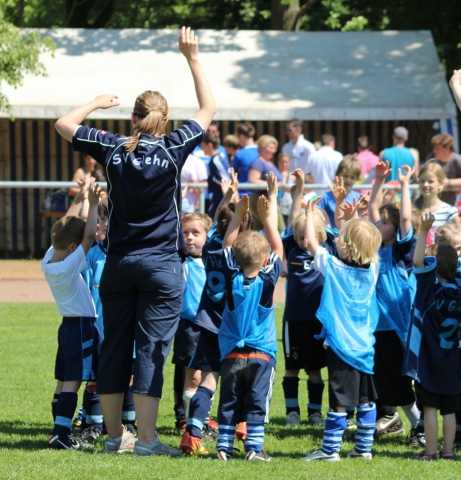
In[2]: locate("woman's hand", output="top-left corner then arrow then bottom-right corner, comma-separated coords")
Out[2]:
94,94 -> 120,109
179,26 -> 199,62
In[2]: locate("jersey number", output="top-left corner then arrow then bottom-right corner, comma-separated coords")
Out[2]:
206,271 -> 225,303
439,318 -> 458,350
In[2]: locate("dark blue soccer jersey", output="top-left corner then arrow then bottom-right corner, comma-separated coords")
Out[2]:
282,226 -> 337,322
72,120 -> 204,255
194,224 -> 227,334
403,257 -> 461,395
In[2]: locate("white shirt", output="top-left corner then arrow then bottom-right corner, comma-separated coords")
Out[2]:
282,135 -> 316,174
42,245 -> 96,317
307,146 -> 343,194
181,154 -> 208,208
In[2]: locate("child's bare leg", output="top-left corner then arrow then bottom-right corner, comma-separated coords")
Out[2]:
442,412 -> 456,455
423,406 -> 438,455
54,380 -> 64,395
183,368 -> 201,418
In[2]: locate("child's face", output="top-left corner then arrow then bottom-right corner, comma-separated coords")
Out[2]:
339,173 -> 358,194
296,222 -> 323,250
183,220 -> 207,255
225,146 -> 237,156
419,172 -> 442,198
277,156 -> 290,172
376,213 -> 397,245
201,141 -> 213,156
97,216 -> 108,235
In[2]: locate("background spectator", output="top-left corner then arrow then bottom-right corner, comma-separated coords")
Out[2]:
282,118 -> 315,176
181,154 -> 208,213
356,135 -> 379,177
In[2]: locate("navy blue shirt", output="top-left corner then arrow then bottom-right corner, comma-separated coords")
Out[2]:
207,151 -> 230,219
72,120 -> 204,255
282,226 -> 337,322
404,257 -> 461,395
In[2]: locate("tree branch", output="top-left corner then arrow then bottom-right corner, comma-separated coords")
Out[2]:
291,0 -> 320,31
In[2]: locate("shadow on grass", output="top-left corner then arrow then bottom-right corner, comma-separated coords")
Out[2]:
0,420 -> 51,450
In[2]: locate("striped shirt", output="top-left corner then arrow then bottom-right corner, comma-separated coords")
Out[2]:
426,202 -> 459,246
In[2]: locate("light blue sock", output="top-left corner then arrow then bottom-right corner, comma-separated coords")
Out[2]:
355,403 -> 377,453
245,421 -> 265,453
322,411 -> 347,454
217,424 -> 236,453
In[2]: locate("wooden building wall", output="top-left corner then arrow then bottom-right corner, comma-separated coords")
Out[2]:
0,118 -> 436,258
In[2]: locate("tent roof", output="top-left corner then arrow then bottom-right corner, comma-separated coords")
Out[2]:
2,28 -> 457,121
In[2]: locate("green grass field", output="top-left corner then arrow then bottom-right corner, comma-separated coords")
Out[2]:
1,303 -> 460,479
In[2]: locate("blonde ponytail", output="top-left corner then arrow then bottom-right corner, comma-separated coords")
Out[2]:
125,91 -> 169,152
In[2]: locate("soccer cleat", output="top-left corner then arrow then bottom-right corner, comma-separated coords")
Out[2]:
347,448 -> 372,460
286,411 -> 301,427
202,422 -> 218,441
103,427 -> 136,454
236,422 -> 247,442
179,432 -> 209,455
72,407 -> 84,432
124,424 -> 138,438
174,418 -> 187,434
245,449 -> 272,462
407,427 -> 426,448
411,450 -> 438,461
48,434 -> 83,451
217,450 -> 233,461
301,449 -> 340,462
346,418 -> 357,431
135,435 -> 182,457
308,411 -> 326,427
375,412 -> 404,437
207,418 -> 219,430
81,426 -> 102,444
439,450 -> 455,460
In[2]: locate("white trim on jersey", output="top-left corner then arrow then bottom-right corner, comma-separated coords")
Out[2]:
224,247 -> 240,274
260,253 -> 279,274
284,321 -> 290,357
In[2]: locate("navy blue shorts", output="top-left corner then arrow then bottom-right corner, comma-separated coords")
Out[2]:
188,326 -> 221,373
55,317 -> 100,382
217,350 -> 276,424
98,252 -> 183,397
172,319 -> 201,367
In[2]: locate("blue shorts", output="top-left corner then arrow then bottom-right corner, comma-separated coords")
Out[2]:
172,319 -> 201,367
188,327 -> 221,373
55,317 -> 100,382
98,252 -> 183,397
217,350 -> 276,424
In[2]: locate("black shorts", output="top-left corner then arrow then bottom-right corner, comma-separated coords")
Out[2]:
188,326 -> 221,373
282,320 -> 327,372
172,319 -> 201,367
373,330 -> 415,406
415,382 -> 461,416
55,317 -> 100,382
327,347 -> 377,408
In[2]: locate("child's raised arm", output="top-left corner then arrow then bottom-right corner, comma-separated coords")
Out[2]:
258,193 -> 283,258
223,194 -> 249,249
179,27 -> 216,131
266,172 -> 279,234
287,168 -> 305,231
214,168 -> 238,222
81,184 -> 101,255
369,161 -> 392,224
303,198 -> 322,256
414,213 -> 434,268
450,70 -> 461,112
64,175 -> 94,219
329,176 -> 347,229
398,165 -> 415,238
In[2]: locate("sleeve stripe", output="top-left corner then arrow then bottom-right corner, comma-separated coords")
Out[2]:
75,128 -> 117,148
224,247 -> 240,272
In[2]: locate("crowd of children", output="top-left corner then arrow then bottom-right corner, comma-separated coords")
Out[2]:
41,63 -> 461,462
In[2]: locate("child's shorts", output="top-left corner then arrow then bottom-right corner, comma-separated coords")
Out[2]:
55,317 -> 100,382
282,320 -> 326,372
188,326 -> 221,373
415,382 -> 461,416
172,318 -> 201,367
327,347 -> 377,408
218,349 -> 276,424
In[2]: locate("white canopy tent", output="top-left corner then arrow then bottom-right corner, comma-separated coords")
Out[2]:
2,29 -> 457,128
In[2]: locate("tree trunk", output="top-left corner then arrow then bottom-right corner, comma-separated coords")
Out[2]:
270,0 -> 320,31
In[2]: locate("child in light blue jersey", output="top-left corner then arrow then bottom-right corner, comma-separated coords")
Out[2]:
216,172 -> 283,462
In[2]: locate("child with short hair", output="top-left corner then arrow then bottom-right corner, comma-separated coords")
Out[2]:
216,172 -> 284,462
42,180 -> 101,450
301,204 -> 382,462
404,213 -> 461,460
171,212 -> 212,431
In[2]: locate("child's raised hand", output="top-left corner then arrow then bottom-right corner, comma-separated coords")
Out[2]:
291,168 -> 305,189
94,94 -> 120,109
229,168 -> 238,193
88,183 -> 101,206
304,196 -> 322,215
220,179 -> 231,196
398,165 -> 415,184
375,161 -> 392,180
179,26 -> 199,61
357,192 -> 370,217
337,199 -> 360,222
328,176 -> 346,203
236,194 -> 249,217
257,195 -> 270,221
449,69 -> 461,88
420,212 -> 435,232
266,171 -> 278,199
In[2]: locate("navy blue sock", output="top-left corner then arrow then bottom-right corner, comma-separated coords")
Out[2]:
346,405 -> 355,420
51,394 -> 59,422
52,392 -> 78,436
282,376 -> 300,415
122,386 -> 136,426
307,380 -> 324,415
173,365 -> 186,420
186,386 -> 214,438
83,385 -> 103,430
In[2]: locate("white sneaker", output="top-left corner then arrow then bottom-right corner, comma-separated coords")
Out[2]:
347,448 -> 372,460
286,411 -> 301,427
134,435 -> 182,457
301,449 -> 340,462
308,411 -> 326,426
104,427 -> 136,454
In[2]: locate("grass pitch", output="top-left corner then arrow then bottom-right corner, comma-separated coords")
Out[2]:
0,303 -> 459,479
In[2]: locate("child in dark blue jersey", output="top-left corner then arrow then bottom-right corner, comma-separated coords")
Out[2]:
404,213 -> 461,460
216,172 -> 283,462
281,168 -> 336,427
302,203 -> 382,462
368,161 -> 421,442
179,170 -> 251,455
171,212 -> 212,431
